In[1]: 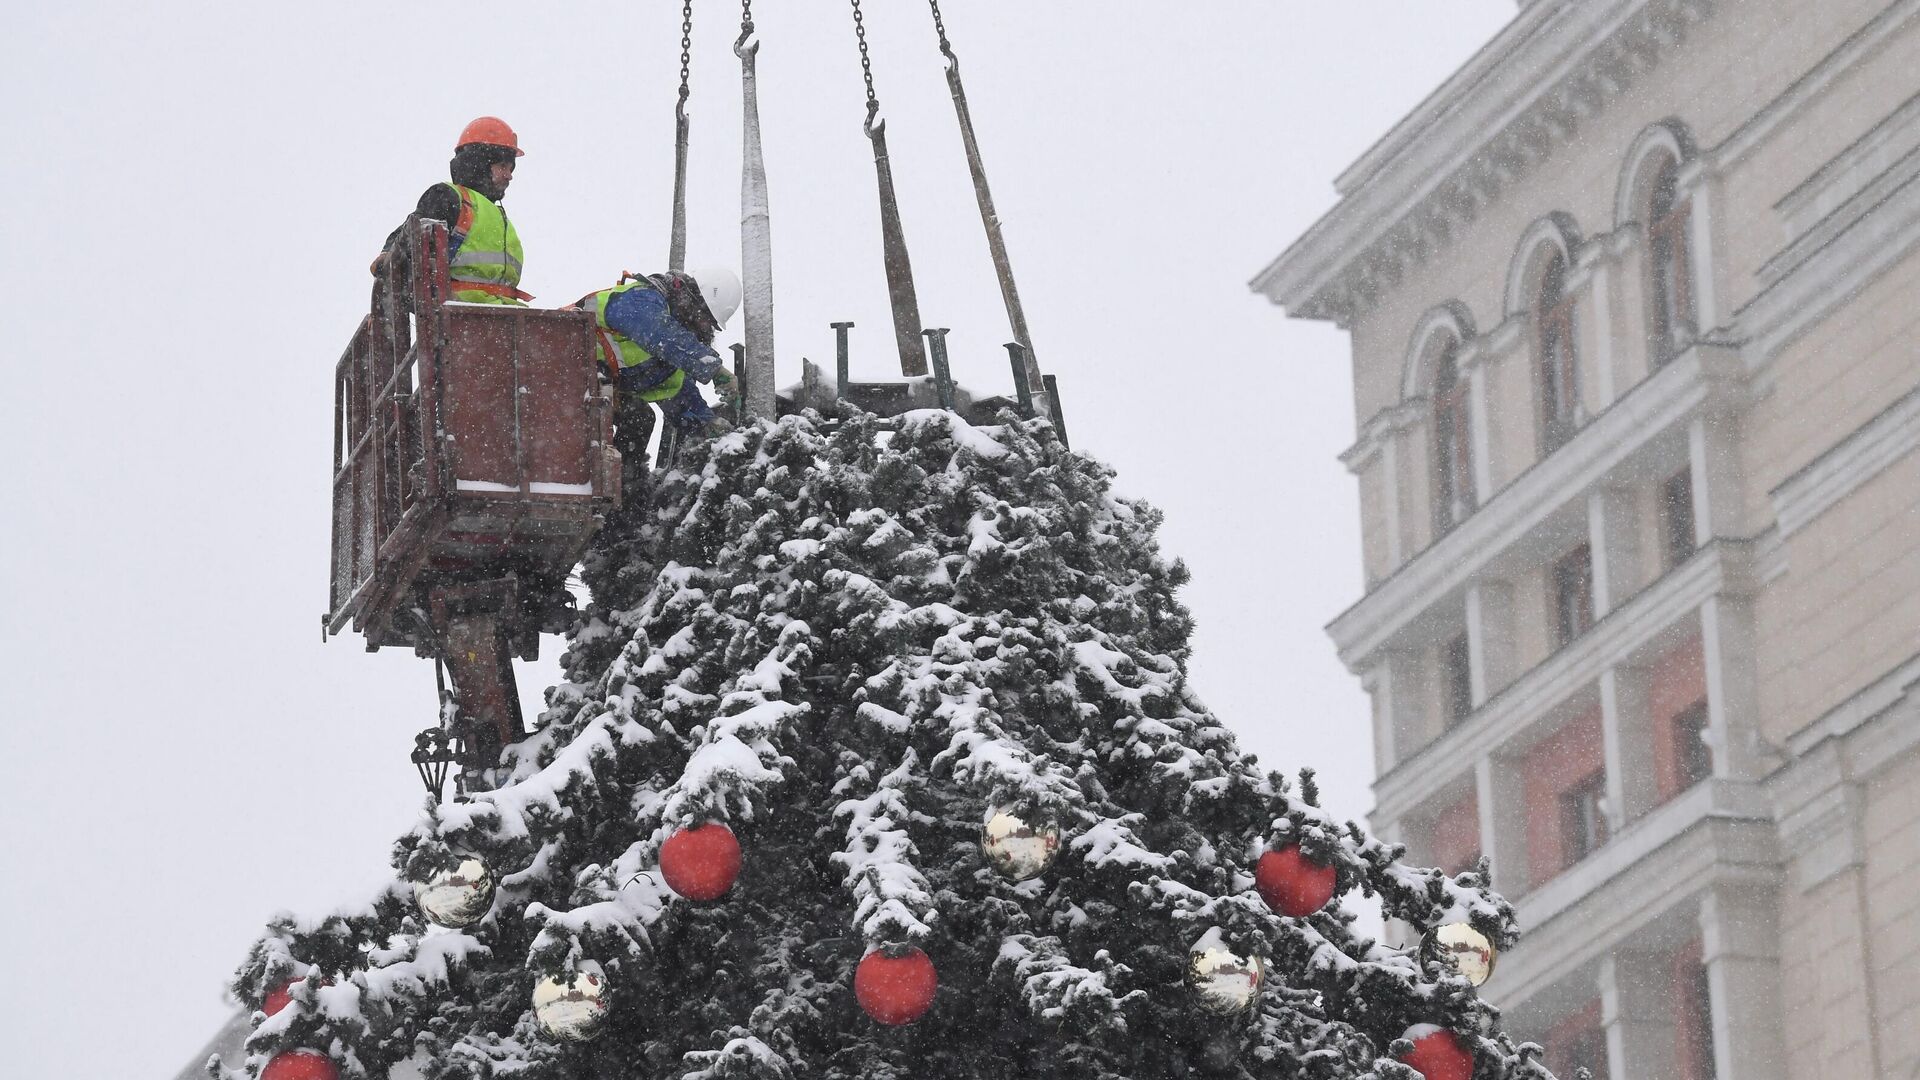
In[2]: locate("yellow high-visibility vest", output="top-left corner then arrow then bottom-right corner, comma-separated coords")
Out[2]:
446,184 -> 527,305
577,280 -> 687,403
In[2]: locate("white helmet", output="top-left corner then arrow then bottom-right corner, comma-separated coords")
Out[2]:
688,266 -> 742,330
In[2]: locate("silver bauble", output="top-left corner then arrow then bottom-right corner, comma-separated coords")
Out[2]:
1422,922 -> 1498,987
1188,943 -> 1265,1015
981,808 -> 1062,881
413,855 -> 495,929
533,962 -> 610,1042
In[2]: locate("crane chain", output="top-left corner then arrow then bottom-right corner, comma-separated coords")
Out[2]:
740,0 -> 753,36
678,0 -> 693,108
850,0 -> 879,116
928,0 -> 952,58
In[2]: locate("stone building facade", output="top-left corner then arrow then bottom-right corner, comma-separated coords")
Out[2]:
1254,1 -> 1920,1077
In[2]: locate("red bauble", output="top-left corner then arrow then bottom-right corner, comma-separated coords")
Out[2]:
263,979 -> 295,1017
854,947 -> 938,1026
261,1051 -> 341,1080
660,823 -> 742,900
1254,845 -> 1337,917
1399,1025 -> 1474,1080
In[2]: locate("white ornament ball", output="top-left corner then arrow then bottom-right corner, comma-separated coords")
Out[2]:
1422,922 -> 1498,987
413,855 -> 495,929
533,962 -> 610,1043
981,808 -> 1062,880
1188,942 -> 1265,1016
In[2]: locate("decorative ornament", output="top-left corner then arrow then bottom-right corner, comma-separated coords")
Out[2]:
261,1051 -> 342,1080
981,807 -> 1061,880
854,945 -> 938,1026
660,823 -> 742,900
1253,844 -> 1337,917
1398,1025 -> 1474,1080
411,727 -> 459,803
1188,937 -> 1264,1015
533,962 -> 610,1043
1421,922 -> 1497,987
263,979 -> 296,1017
264,975 -> 332,1017
413,855 -> 495,929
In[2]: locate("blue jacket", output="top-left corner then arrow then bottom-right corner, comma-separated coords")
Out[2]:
602,286 -> 724,391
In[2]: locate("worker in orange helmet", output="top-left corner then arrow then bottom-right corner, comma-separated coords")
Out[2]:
374,117 -> 530,304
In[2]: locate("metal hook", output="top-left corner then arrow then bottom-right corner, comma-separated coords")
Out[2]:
864,100 -> 885,139
734,25 -> 759,59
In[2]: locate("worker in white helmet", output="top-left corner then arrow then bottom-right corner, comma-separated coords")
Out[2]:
571,266 -> 743,451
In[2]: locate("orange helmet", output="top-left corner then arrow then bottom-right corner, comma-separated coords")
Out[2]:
455,116 -> 524,157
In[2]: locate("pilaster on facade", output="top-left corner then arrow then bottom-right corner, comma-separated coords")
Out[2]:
1587,485 -> 1643,617
1700,595 -> 1770,782
1599,950 -> 1680,1080
1599,664 -> 1659,829
1698,884 -> 1787,1080
1466,579 -> 1519,706
1477,753 -> 1530,896
1467,353 -> 1499,505
1683,169 -> 1724,333
1687,411 -> 1745,545
1578,258 -> 1620,411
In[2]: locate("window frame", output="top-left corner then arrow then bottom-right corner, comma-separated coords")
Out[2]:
1660,468 -> 1697,570
1679,957 -> 1717,1080
1672,699 -> 1713,789
1557,768 -> 1611,867
1646,155 -> 1696,366
1443,632 -> 1474,727
1535,249 -> 1581,453
1431,338 -> 1475,534
1551,544 -> 1596,648
1565,1025 -> 1610,1080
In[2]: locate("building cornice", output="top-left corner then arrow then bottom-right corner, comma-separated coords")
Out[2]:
1251,0 -> 1712,327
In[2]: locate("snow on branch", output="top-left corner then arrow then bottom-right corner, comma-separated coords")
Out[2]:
831,751 -> 935,944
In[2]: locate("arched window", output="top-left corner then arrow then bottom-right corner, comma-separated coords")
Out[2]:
1645,154 -> 1694,365
1536,248 -> 1580,453
1431,336 -> 1474,533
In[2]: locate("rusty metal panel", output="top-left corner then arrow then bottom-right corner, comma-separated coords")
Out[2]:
438,308 -> 518,489
439,305 -> 599,494
514,310 -> 599,488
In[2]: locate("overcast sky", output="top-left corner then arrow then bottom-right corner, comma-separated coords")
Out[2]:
0,3 -> 1514,1075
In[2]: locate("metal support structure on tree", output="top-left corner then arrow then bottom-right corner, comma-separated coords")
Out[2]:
851,0 -> 929,377
737,0 -> 778,420
927,0 -> 1048,416
668,0 -> 694,272
832,321 -> 854,396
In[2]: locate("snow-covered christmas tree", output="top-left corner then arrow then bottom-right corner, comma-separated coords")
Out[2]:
227,408 -> 1560,1080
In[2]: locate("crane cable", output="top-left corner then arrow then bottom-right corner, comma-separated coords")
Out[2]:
927,0 -> 1047,413
850,0 -> 930,377
667,0 -> 694,272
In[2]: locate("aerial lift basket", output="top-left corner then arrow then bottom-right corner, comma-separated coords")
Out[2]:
327,217 -> 620,762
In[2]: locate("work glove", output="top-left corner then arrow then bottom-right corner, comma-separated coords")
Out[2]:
710,366 -> 736,393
